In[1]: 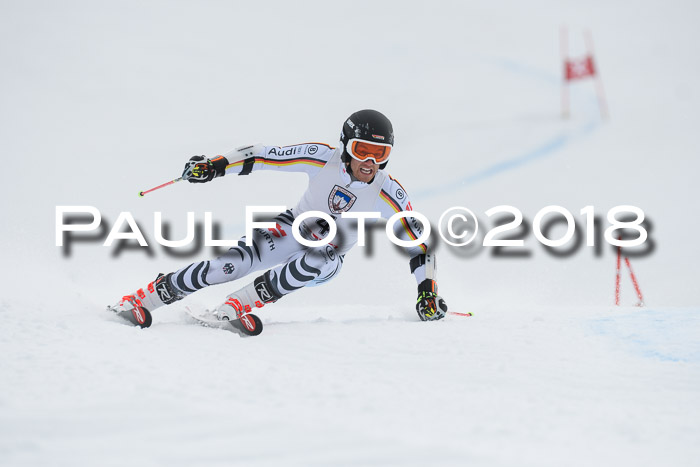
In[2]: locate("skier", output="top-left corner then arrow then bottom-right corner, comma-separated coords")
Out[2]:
109,110 -> 448,329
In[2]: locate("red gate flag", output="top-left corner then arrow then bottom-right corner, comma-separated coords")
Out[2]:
560,26 -> 608,119
565,56 -> 596,81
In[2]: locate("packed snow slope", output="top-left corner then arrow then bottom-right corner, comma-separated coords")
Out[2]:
1,1 -> 699,466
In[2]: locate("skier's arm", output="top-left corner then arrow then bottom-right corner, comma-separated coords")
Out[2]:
377,177 -> 448,321
181,143 -> 334,183
410,253 -> 448,321
223,143 -> 333,177
377,176 -> 430,278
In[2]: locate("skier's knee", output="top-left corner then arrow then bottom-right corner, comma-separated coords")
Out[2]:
305,246 -> 343,287
301,245 -> 338,270
206,246 -> 256,284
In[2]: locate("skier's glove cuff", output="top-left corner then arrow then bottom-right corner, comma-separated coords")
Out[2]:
416,279 -> 447,321
182,155 -> 229,183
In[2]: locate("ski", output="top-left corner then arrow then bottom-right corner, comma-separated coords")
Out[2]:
185,306 -> 263,337
106,304 -> 153,328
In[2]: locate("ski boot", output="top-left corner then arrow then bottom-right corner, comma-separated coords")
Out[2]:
211,275 -> 280,335
107,273 -> 182,328
215,275 -> 280,320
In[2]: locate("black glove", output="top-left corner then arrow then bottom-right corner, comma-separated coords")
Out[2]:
416,279 -> 448,321
182,155 -> 229,183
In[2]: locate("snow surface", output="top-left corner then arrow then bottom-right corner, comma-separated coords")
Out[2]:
1,0 -> 699,466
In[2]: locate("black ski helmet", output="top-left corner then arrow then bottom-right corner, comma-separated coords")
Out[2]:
340,109 -> 394,171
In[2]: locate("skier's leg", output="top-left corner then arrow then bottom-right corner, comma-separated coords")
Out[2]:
110,215 -> 299,316
215,245 -> 344,319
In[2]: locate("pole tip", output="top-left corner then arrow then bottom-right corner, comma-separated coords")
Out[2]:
138,191 -> 144,198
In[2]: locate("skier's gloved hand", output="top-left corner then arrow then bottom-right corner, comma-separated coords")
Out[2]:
416,279 -> 448,321
182,155 -> 229,183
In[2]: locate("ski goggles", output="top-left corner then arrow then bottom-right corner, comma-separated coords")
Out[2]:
346,138 -> 392,164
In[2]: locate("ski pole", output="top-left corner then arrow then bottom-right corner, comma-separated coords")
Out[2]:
448,311 -> 473,317
138,177 -> 183,197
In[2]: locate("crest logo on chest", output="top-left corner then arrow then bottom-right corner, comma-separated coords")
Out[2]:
328,185 -> 357,214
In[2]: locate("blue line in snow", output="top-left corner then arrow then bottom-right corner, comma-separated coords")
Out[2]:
412,56 -> 602,201
413,119 -> 599,200
588,309 -> 700,363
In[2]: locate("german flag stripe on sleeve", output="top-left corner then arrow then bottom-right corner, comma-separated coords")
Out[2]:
379,190 -> 427,253
379,189 -> 402,212
388,175 -> 407,192
284,142 -> 335,149
226,157 -> 326,170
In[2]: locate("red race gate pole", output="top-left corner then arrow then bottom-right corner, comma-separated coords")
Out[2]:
615,242 -> 622,306
584,29 -> 609,119
561,25 -> 570,119
624,257 -> 645,307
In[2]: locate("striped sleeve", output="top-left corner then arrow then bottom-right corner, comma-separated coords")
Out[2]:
223,143 -> 333,177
